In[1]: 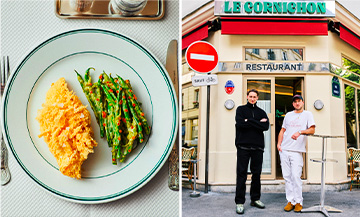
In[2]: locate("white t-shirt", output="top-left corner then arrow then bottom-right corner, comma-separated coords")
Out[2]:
281,110 -> 316,153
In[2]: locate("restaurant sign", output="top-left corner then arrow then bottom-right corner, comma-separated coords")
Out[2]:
214,0 -> 335,17
218,62 -> 330,73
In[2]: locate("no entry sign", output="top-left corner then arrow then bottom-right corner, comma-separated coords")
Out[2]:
185,41 -> 219,73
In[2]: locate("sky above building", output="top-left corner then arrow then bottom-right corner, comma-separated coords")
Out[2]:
182,0 -> 360,19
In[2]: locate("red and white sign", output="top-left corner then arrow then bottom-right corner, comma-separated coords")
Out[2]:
185,41 -> 219,73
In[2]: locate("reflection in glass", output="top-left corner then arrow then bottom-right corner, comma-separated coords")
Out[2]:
330,65 -> 360,85
191,119 -> 198,144
245,48 -> 303,61
191,119 -> 198,159
358,89 -> 360,148
341,57 -> 360,84
182,86 -> 199,111
182,121 -> 186,146
247,80 -> 271,102
345,84 -> 357,149
342,57 -> 360,75
247,80 -> 271,174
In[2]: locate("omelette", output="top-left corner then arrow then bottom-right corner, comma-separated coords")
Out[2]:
36,78 -> 97,179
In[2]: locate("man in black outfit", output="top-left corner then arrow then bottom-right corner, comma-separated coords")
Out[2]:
235,89 -> 269,214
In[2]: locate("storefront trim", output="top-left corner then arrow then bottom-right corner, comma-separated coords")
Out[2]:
340,23 -> 360,51
220,17 -> 328,35
182,22 -> 209,50
218,61 -> 329,72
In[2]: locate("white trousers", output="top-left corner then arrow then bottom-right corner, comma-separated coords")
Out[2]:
279,150 -> 304,205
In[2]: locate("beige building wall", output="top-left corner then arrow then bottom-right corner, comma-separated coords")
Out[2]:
198,73 -> 244,184
196,31 -> 359,185
305,75 -> 347,183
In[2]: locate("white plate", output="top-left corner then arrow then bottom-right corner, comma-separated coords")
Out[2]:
1,29 -> 178,204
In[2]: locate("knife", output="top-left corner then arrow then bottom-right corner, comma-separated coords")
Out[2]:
166,40 -> 179,191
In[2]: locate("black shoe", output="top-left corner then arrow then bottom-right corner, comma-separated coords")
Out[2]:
250,200 -> 265,209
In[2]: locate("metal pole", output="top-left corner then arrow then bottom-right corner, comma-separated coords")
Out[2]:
190,160 -> 200,197
204,73 -> 211,193
194,161 -> 197,191
320,137 -> 326,207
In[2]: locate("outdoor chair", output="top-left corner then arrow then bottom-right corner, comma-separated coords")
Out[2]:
348,147 -> 360,191
182,147 -> 195,190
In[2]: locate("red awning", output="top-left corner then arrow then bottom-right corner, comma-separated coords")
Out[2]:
340,24 -> 360,51
182,22 -> 209,50
221,17 -> 328,35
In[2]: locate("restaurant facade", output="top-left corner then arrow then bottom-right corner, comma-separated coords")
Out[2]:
182,0 -> 360,191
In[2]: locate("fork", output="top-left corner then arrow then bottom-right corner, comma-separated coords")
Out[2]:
1,56 -> 11,185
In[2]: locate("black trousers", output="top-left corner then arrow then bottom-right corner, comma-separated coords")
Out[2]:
235,147 -> 263,204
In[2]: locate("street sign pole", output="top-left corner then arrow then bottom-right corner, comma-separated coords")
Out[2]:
204,72 -> 210,193
185,41 -> 218,194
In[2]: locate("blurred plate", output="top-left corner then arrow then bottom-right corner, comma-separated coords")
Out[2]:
1,29 -> 177,204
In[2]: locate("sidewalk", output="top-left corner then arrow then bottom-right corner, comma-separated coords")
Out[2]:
182,188 -> 360,217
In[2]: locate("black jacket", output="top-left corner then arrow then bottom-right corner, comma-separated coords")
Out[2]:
235,102 -> 269,149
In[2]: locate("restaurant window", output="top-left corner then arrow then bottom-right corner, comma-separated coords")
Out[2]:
345,84 -> 359,175
342,57 -> 360,84
193,89 -> 199,108
191,119 -> 198,146
345,84 -> 357,149
343,57 -> 360,147
245,48 -> 304,61
342,57 -> 360,175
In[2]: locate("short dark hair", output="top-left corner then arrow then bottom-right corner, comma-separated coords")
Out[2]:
247,89 -> 259,96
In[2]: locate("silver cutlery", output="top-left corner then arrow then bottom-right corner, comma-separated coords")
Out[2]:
1,56 -> 11,186
166,40 -> 179,191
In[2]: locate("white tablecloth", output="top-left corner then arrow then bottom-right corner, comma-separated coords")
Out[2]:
0,0 -> 179,216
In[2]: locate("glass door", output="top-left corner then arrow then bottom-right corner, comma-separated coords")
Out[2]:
244,77 -> 275,179
274,77 -> 305,179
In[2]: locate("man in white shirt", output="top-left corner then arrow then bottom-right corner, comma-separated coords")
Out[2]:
277,95 -> 315,213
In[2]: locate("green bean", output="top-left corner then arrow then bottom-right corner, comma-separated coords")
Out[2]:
127,96 -> 144,143
101,71 -> 118,92
92,83 -> 105,138
121,91 -> 132,129
108,106 -> 121,165
104,113 -> 112,147
116,120 -> 128,159
119,119 -> 138,162
84,67 -> 95,84
75,71 -> 99,120
101,84 -> 116,104
117,76 -> 150,135
76,69 -> 150,164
